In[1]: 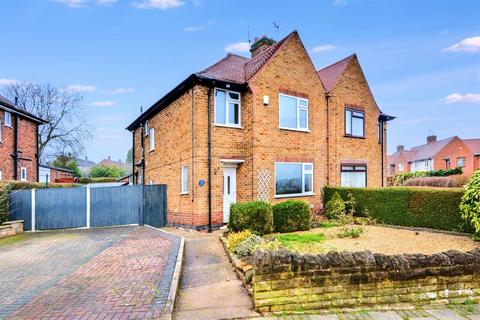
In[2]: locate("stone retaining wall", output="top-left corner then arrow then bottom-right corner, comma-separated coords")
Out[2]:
252,249 -> 480,313
0,220 -> 24,239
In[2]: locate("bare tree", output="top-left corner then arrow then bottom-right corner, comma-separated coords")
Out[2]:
3,82 -> 92,162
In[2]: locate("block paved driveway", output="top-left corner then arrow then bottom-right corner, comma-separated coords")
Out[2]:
0,226 -> 181,320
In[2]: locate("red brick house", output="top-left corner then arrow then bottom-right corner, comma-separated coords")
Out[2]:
388,135 -> 480,176
127,31 -> 394,230
0,95 -> 46,182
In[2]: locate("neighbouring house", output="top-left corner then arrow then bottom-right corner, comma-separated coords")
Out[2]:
39,165 -> 76,183
388,135 -> 480,176
76,156 -> 97,176
99,156 -> 132,174
0,95 -> 47,182
127,31 -> 394,230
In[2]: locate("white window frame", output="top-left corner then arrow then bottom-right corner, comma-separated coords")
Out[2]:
181,165 -> 189,194
144,120 -> 149,136
0,170 -> 2,180
214,88 -> 241,128
0,119 -> 2,142
21,167 -> 27,181
398,163 -> 404,172
457,157 -> 465,167
340,164 -> 367,188
278,94 -> 309,132
4,112 -> 12,127
149,127 -> 155,152
274,162 -> 314,198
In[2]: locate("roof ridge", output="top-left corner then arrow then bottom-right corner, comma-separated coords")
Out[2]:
317,53 -> 356,73
199,53 -> 237,74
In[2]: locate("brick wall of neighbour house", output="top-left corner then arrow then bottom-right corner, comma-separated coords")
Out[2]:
252,249 -> 480,313
0,110 -> 38,182
50,169 -> 74,181
327,59 -> 384,187
433,137 -> 476,176
247,33 -> 327,212
389,152 -> 411,176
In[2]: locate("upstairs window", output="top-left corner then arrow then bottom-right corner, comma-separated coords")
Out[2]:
215,89 -> 241,127
149,128 -> 155,151
457,157 -> 465,167
345,108 -> 364,138
279,94 -> 309,131
4,112 -> 12,127
21,167 -> 27,181
144,120 -> 149,136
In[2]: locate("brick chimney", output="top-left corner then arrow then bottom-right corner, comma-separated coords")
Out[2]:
250,35 -> 276,58
397,145 -> 404,152
108,155 -> 111,161
426,135 -> 437,144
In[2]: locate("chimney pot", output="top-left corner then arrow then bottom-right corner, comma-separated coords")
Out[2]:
14,96 -> 18,105
427,135 -> 437,144
397,145 -> 404,152
108,155 -> 111,160
250,35 -> 276,58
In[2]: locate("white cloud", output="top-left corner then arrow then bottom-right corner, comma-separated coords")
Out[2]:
225,42 -> 250,53
56,0 -> 88,8
132,0 -> 185,10
103,87 -> 134,94
65,84 -> 96,93
333,0 -> 347,6
441,93 -> 480,104
311,45 -> 336,53
0,78 -> 20,86
184,21 -> 213,32
443,36 -> 480,53
91,100 -> 116,107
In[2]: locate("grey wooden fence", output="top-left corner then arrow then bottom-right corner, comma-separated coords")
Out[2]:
8,185 -> 167,231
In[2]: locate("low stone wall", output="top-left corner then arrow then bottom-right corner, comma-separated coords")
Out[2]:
0,220 -> 24,239
252,249 -> 480,313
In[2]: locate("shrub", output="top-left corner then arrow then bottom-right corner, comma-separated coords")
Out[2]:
236,234 -> 263,256
228,201 -> 273,235
337,226 -> 363,238
389,168 -> 463,186
77,177 -> 119,184
403,176 -> 469,188
255,238 -> 282,251
226,230 -> 252,252
460,171 -> 480,238
89,165 -> 126,178
323,186 -> 469,233
272,200 -> 312,233
323,192 -> 346,220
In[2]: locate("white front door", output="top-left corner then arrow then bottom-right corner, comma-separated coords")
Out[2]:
223,167 -> 237,223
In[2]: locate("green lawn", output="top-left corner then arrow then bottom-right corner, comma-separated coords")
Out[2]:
275,233 -> 328,252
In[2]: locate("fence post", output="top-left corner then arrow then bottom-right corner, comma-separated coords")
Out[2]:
86,186 -> 91,228
31,189 -> 36,232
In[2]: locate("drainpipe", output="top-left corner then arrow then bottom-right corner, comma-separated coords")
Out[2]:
380,120 -> 385,187
132,130 -> 135,184
207,85 -> 213,233
36,124 -> 39,182
325,92 -> 332,185
12,115 -> 19,180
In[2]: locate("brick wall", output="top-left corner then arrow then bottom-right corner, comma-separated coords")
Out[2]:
252,249 -> 480,313
433,137 -> 476,175
0,110 -> 39,182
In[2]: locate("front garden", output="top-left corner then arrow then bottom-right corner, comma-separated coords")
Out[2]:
221,171 -> 480,314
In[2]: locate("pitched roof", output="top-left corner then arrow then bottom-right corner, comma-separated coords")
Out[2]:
464,139 -> 480,155
317,54 -> 356,92
408,136 -> 456,161
0,94 -> 47,124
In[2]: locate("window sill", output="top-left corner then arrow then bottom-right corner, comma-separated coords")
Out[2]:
4,124 -> 12,128
149,149 -> 155,153
214,123 -> 243,129
279,127 -> 310,133
344,135 -> 365,140
180,192 -> 189,195
275,193 -> 314,199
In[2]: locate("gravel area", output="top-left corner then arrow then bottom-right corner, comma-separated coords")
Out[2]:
302,225 -> 478,254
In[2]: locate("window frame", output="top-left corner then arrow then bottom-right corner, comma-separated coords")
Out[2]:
457,157 -> 466,168
181,165 -> 189,195
0,170 -> 2,180
398,163 -> 404,172
149,127 -> 155,152
274,162 -> 314,198
278,93 -> 309,132
345,107 -> 365,138
4,112 -> 12,127
21,167 -> 27,181
144,120 -> 149,137
0,118 -> 2,142
340,164 -> 367,188
214,88 -> 242,128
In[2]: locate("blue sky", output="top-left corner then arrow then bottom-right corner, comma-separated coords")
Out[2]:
1,0 -> 479,163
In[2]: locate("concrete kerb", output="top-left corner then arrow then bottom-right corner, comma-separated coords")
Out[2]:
145,224 -> 185,320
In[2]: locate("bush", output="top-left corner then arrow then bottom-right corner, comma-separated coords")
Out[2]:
460,171 -> 480,238
389,168 -> 463,186
227,230 -> 252,252
77,177 -> 119,184
236,234 -> 263,256
403,176 -> 469,188
323,192 -> 346,220
337,226 -> 363,238
323,186 -> 469,233
228,201 -> 273,235
89,165 -> 126,178
272,200 -> 312,233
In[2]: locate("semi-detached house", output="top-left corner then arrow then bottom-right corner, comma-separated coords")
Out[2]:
127,31 -> 394,230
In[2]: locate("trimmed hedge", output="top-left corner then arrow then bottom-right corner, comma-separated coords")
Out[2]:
323,186 -> 470,233
228,201 -> 273,235
77,177 -> 118,184
273,200 -> 312,233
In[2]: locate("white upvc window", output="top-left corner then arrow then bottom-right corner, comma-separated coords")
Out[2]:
21,167 -> 27,181
457,157 -> 466,167
0,119 -> 2,142
341,164 -> 367,188
275,162 -> 313,198
149,128 -> 155,151
4,112 -> 12,127
214,89 -> 241,127
181,165 -> 189,194
144,120 -> 149,136
0,170 -> 3,180
398,163 -> 404,172
279,94 -> 309,131
411,159 -> 433,172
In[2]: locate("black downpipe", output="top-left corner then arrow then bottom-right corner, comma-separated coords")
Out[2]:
325,92 -> 331,185
380,120 -> 385,187
207,86 -> 213,233
12,115 -> 18,180
132,131 -> 135,184
36,124 -> 39,182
